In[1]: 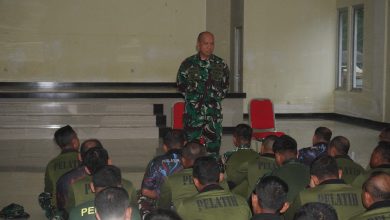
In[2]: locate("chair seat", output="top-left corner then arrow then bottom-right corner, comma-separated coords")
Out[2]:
252,131 -> 285,140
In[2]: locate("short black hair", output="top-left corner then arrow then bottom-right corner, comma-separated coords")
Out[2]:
54,125 -> 77,149
262,135 -> 278,151
314,127 -> 332,142
255,176 -> 288,212
84,147 -> 109,175
164,129 -> 186,150
362,171 -> 390,201
80,139 -> 104,161
379,126 -> 390,142
372,142 -> 390,164
293,202 -> 338,220
329,136 -> 350,155
310,155 -> 339,181
182,142 -> 207,162
233,123 -> 253,144
193,156 -> 220,185
272,135 -> 297,154
95,187 -> 129,220
93,165 -> 122,188
145,209 -> 182,220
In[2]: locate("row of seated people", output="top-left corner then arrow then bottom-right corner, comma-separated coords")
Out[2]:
40,124 -> 390,220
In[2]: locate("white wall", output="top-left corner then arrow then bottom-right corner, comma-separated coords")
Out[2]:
0,0 -> 206,82
243,0 -> 337,113
334,0 -> 389,122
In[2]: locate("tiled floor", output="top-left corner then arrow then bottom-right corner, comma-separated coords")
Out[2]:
0,118 -> 380,219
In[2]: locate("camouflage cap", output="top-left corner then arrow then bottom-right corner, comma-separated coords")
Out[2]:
0,203 -> 30,219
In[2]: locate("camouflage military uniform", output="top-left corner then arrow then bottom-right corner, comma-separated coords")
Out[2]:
224,144 -> 259,198
349,200 -> 390,220
287,179 -> 365,220
176,184 -> 251,220
246,153 -> 277,199
177,53 -> 230,155
334,155 -> 364,184
270,158 -> 310,203
44,149 -> 79,208
298,142 -> 328,166
158,168 -> 229,209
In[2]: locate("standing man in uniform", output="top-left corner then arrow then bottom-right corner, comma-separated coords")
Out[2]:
177,31 -> 230,156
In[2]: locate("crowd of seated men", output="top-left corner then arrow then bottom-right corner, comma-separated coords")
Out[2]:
39,124 -> 390,220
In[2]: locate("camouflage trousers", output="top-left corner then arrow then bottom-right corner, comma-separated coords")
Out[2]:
184,111 -> 223,155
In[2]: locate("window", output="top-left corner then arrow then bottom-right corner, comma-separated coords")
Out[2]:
336,5 -> 364,90
337,8 -> 348,89
352,5 -> 364,89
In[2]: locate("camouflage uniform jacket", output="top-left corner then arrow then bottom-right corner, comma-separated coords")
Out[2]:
349,200 -> 390,220
177,53 -> 229,123
298,142 -> 328,166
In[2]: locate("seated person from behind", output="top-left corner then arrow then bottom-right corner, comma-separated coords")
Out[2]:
270,135 -> 310,203
56,139 -> 103,217
247,135 -> 278,199
158,141 -> 207,209
298,126 -> 332,166
95,187 -> 131,220
139,129 -> 185,218
288,155 -> 364,220
223,124 -> 259,197
176,156 -> 252,220
350,171 -> 390,220
327,136 -> 364,184
293,202 -> 338,220
353,141 -> 390,188
251,175 -> 289,220
67,147 -> 112,212
43,125 -> 80,210
69,165 -> 139,220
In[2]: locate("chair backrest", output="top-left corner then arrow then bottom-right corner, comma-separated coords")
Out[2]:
249,98 -> 276,130
172,101 -> 185,129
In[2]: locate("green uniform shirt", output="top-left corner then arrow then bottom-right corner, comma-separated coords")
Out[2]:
270,158 -> 310,203
158,168 -> 230,209
225,147 -> 259,198
44,149 -> 79,206
352,165 -> 390,189
349,200 -> 390,220
335,155 -> 364,184
67,177 -> 137,212
68,199 -> 141,220
247,153 -> 277,199
288,179 -> 365,220
176,184 -> 251,220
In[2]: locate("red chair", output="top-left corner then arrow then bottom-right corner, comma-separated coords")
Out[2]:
172,101 -> 185,129
249,98 -> 285,141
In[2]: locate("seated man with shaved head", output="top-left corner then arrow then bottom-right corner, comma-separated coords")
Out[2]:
350,172 -> 390,220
